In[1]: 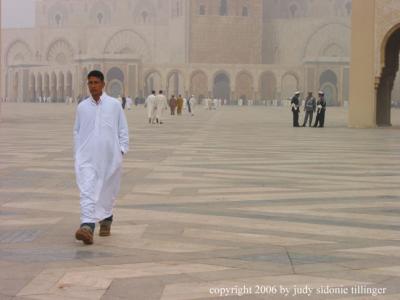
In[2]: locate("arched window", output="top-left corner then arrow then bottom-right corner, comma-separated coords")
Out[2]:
97,12 -> 104,24
55,14 -> 62,26
242,6 -> 248,17
219,0 -> 228,16
199,4 -> 205,15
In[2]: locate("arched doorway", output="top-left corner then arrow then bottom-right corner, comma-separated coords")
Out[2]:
377,27 -> 400,126
190,70 -> 208,103
236,72 -> 253,104
106,67 -> 124,97
259,72 -> 277,101
281,73 -> 299,101
320,70 -> 338,106
144,71 -> 162,96
213,72 -> 230,102
167,71 -> 184,98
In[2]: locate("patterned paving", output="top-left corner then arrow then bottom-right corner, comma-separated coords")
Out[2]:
1,103 -> 400,299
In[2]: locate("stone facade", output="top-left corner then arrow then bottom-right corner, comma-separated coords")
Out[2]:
1,0 -> 351,106
349,0 -> 400,127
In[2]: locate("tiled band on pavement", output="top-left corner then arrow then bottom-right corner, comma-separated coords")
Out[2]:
1,103 -> 400,299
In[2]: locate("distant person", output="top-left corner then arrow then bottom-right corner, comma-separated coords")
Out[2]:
177,95 -> 184,115
121,96 -> 127,110
144,91 -> 156,124
155,90 -> 168,124
302,92 -> 316,127
169,95 -> 177,115
313,91 -> 327,128
189,95 -> 196,116
126,97 -> 133,110
290,91 -> 301,127
73,70 -> 129,245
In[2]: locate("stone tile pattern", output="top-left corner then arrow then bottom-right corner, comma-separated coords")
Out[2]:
1,103 -> 400,299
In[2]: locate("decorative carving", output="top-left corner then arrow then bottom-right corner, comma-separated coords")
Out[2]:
104,30 -> 151,62
47,40 -> 74,65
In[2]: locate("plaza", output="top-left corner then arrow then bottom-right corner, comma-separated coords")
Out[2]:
0,103 -> 400,299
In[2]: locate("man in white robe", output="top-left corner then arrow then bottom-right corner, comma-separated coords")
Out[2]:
189,95 -> 196,116
144,91 -> 156,124
155,90 -> 168,124
73,70 -> 129,245
126,97 -> 133,110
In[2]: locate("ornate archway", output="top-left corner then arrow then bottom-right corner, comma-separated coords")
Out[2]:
281,72 -> 299,101
235,71 -> 253,103
144,70 -> 162,96
106,67 -> 125,97
166,70 -> 184,98
104,30 -> 151,62
213,71 -> 231,102
319,70 -> 338,106
259,71 -> 277,101
190,70 -> 208,101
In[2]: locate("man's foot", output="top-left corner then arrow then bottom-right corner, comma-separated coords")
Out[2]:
99,220 -> 112,237
75,225 -> 94,245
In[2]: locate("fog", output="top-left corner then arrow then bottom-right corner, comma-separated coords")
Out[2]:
1,0 -> 35,28
1,0 -> 354,106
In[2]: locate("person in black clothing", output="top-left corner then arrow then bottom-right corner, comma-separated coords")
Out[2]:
121,96 -> 127,110
290,91 -> 301,127
313,91 -> 326,128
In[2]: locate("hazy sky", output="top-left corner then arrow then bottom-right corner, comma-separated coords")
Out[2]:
1,0 -> 35,28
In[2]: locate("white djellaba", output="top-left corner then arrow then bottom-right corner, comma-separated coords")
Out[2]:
73,93 -> 129,223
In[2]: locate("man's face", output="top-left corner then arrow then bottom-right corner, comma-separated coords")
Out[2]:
88,76 -> 105,98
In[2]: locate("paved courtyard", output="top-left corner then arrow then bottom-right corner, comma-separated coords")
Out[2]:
0,103 -> 400,300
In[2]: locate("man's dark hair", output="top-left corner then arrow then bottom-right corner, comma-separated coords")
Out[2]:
159,90 -> 163,94
152,90 -> 156,94
87,70 -> 104,81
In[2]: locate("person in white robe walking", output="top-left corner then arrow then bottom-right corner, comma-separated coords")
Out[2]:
144,91 -> 156,124
155,90 -> 168,124
73,70 -> 129,245
189,95 -> 196,116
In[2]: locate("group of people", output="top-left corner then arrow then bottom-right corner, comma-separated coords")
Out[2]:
144,91 -> 197,124
117,96 -> 133,110
168,95 -> 196,116
144,90 -> 168,124
291,91 -> 327,128
204,98 -> 222,110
